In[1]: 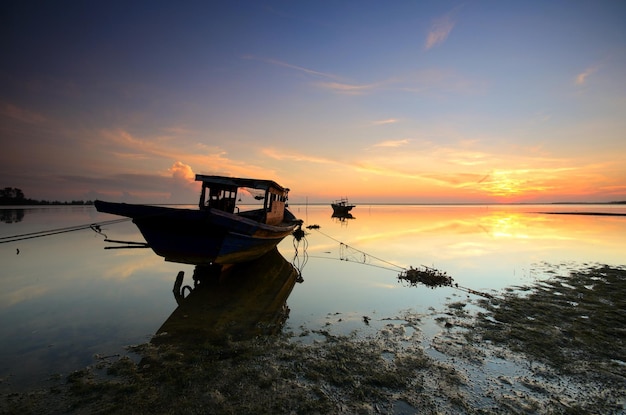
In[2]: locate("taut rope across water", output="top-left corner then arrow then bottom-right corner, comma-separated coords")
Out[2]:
0,218 -> 130,244
307,225 -> 494,299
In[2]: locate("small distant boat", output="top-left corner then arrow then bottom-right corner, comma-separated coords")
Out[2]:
331,198 -> 355,215
95,175 -> 302,265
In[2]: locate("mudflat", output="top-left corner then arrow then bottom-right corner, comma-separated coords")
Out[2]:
2,265 -> 624,414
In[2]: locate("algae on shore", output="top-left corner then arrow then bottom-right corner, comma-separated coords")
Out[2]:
475,265 -> 625,376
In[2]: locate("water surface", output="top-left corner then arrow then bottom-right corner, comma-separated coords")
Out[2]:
1,204 -> 624,391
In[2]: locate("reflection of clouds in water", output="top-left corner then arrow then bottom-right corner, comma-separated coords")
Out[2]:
443,242 -> 491,259
1,285 -> 50,309
101,253 -> 170,280
369,282 -> 400,290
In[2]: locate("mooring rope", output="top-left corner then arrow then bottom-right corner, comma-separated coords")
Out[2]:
0,218 -> 131,244
305,254 -> 402,272
308,225 -> 495,299
312,227 -> 407,271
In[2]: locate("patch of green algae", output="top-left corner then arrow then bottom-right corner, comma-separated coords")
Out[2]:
475,265 -> 626,377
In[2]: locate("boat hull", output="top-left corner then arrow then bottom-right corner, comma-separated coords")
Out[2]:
94,201 -> 300,265
331,204 -> 354,215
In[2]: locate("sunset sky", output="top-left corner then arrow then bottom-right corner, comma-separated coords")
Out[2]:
2,1 -> 625,204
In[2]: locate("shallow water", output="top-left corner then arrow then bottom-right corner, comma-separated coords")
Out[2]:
1,204 -> 625,391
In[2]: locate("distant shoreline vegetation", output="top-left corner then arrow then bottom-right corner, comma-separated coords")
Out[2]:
1,187 -> 625,207
0,187 -> 93,206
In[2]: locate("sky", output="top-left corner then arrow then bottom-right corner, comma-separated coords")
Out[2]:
1,1 -> 625,204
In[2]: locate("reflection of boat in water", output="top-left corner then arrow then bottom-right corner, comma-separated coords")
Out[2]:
331,212 -> 355,222
95,175 -> 302,265
331,198 -> 355,215
153,248 -> 300,343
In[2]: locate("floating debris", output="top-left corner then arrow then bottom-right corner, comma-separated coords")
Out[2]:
399,266 -> 454,288
306,224 -> 320,229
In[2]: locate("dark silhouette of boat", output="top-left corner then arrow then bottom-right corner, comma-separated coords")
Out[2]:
95,175 -> 302,265
331,198 -> 355,215
332,212 -> 355,222
153,248 -> 300,343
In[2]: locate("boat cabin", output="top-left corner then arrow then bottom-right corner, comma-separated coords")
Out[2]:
196,175 -> 289,225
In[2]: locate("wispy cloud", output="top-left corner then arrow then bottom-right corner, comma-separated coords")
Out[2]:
316,81 -> 384,95
96,128 -> 271,182
242,55 -> 340,80
371,119 -> 398,126
575,66 -> 599,85
246,56 -> 477,97
422,171 -> 494,187
425,13 -> 456,50
110,151 -> 150,161
245,55 -> 402,96
353,162 -> 422,180
0,102 -> 47,124
372,139 -> 410,148
340,69 -> 481,97
261,148 -> 337,164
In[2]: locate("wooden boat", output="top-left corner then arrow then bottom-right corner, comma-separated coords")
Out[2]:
153,248 -> 299,343
331,198 -> 355,215
95,175 -> 302,265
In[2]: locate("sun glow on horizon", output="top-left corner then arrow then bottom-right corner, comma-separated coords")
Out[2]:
479,171 -> 531,198
2,3 -> 624,205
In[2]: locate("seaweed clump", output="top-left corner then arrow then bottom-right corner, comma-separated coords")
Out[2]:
399,266 -> 454,288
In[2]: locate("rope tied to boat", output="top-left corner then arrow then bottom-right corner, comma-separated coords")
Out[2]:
307,224 -> 494,299
0,218 -> 130,244
292,223 -> 308,281
90,223 -> 107,239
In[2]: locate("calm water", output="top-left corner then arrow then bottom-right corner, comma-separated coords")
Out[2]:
1,204 -> 625,391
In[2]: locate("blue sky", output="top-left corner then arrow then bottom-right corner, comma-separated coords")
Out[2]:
1,1 -> 625,203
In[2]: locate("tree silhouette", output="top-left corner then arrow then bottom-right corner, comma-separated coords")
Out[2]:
0,187 -> 26,204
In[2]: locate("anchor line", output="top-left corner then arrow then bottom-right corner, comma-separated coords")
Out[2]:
310,226 -> 495,299
292,227 -> 309,280
0,218 -> 131,244
306,254 -> 402,273
312,228 -> 406,272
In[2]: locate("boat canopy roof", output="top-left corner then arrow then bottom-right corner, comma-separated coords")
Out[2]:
195,175 -> 288,193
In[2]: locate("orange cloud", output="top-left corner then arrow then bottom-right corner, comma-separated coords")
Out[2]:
168,161 -> 195,182
98,129 -> 270,179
